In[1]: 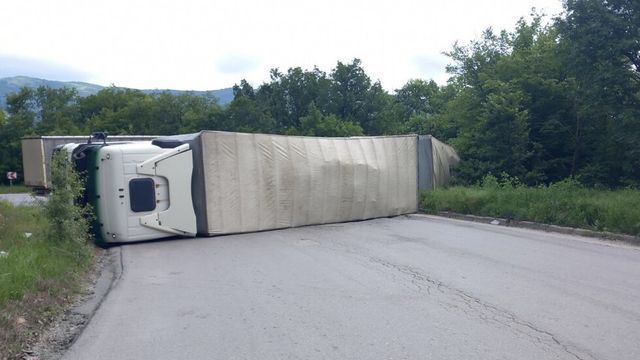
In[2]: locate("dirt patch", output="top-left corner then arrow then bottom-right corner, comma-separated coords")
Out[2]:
0,248 -> 109,360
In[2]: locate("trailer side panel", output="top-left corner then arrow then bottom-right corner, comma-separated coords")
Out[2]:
199,131 -> 418,235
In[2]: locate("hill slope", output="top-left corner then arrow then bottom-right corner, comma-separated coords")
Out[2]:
0,76 -> 234,108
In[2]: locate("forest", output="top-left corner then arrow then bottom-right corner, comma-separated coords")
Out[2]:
0,0 -> 638,187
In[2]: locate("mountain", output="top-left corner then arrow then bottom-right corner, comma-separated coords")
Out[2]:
0,76 -> 234,108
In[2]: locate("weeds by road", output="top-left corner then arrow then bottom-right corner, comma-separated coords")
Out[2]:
0,184 -> 29,194
421,175 -> 640,237
0,153 -> 93,359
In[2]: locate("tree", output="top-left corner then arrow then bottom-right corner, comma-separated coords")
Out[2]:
558,0 -> 640,185
34,87 -> 81,134
328,59 -> 372,126
441,27 -> 538,183
220,60 -> 398,136
395,79 -> 440,121
395,79 -> 448,136
5,87 -> 37,130
445,28 -> 511,89
294,103 -> 363,137
178,93 -> 222,133
81,88 -> 150,134
232,79 -> 256,100
0,88 -> 39,178
256,66 -> 331,131
223,96 -> 275,133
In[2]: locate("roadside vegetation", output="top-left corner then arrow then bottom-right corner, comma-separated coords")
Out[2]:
0,184 -> 29,194
0,153 -> 93,359
421,175 -> 640,237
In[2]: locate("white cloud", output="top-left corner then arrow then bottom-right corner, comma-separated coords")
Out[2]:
0,0 -> 564,90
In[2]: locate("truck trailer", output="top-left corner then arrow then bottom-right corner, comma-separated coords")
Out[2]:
65,131 -> 459,245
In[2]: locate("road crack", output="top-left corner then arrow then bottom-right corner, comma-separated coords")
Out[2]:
368,257 -> 598,360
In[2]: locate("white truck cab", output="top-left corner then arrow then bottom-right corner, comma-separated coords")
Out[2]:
75,142 -> 197,244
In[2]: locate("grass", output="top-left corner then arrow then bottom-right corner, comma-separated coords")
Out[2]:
420,176 -> 640,237
0,201 -> 93,358
0,184 -> 30,194
0,202 -> 90,306
0,154 -> 94,358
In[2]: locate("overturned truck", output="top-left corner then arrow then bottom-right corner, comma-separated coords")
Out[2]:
67,131 -> 459,245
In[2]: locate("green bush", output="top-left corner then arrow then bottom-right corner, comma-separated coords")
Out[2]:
421,176 -> 640,236
42,152 -> 92,250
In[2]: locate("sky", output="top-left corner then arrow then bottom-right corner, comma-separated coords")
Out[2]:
0,0 -> 564,92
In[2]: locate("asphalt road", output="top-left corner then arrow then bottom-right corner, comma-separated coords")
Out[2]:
63,215 -> 640,360
0,193 -> 46,206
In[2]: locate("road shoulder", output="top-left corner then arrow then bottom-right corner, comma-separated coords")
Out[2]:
26,247 -> 121,360
420,211 -> 640,246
